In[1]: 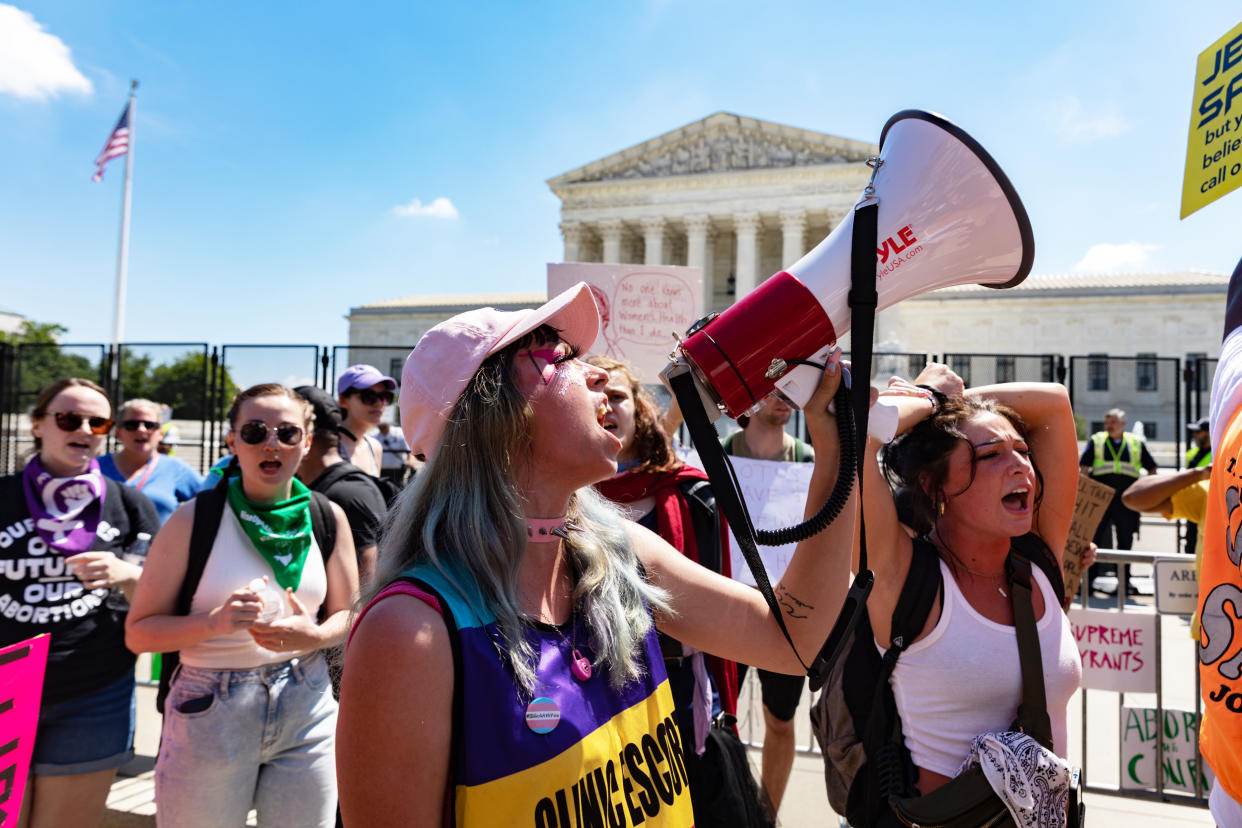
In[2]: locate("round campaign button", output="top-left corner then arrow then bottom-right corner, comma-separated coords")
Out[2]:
525,697 -> 561,734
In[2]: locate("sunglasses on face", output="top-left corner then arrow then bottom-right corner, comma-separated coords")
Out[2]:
237,421 -> 305,447
52,411 -> 115,435
121,419 -> 161,433
349,389 -> 394,406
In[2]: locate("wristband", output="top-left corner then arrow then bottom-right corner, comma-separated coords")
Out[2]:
916,384 -> 948,416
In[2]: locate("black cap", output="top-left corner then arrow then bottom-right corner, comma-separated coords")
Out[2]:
1187,417 -> 1210,432
294,385 -> 342,435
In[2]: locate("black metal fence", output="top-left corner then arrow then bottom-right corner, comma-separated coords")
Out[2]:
0,343 -> 1222,477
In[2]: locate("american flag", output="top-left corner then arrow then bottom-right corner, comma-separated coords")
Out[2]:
92,104 -> 130,182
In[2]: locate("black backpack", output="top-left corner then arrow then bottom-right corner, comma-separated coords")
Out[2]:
809,534 -> 1065,828
155,479 -> 336,714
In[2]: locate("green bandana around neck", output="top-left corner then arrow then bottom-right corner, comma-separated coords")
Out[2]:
225,474 -> 313,591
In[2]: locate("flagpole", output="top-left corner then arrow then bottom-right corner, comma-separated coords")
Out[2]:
110,79 -> 138,353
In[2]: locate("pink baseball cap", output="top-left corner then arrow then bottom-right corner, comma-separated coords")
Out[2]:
399,282 -> 600,460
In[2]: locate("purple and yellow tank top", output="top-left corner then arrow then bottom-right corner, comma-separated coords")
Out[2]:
401,560 -> 695,828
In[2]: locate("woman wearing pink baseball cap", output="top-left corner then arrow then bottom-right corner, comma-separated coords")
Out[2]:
337,283 -> 855,827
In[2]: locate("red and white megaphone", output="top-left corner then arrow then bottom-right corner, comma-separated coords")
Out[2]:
662,109 -> 1034,421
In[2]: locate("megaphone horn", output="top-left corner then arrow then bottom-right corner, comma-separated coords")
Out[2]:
664,109 -> 1034,421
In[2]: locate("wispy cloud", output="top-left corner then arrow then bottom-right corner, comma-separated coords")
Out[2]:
0,4 -> 92,100
392,197 -> 459,219
1072,242 -> 1158,273
1049,95 -> 1131,144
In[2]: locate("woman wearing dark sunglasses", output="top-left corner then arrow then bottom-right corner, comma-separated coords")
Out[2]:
335,364 -> 396,478
127,383 -> 359,827
0,377 -> 160,826
99,398 -> 207,524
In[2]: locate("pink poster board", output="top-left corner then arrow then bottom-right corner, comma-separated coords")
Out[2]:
547,262 -> 704,383
0,634 -> 49,827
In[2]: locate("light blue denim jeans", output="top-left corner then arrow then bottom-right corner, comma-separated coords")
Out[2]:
154,652 -> 337,827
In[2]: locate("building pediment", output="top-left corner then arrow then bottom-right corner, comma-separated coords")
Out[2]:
548,112 -> 876,188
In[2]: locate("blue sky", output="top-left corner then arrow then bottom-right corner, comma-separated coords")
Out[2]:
2,1 -> 1240,351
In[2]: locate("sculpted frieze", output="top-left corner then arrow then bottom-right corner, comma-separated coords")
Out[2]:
577,130 -> 866,182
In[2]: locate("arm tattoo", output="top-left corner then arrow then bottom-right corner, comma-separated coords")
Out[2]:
776,585 -> 813,619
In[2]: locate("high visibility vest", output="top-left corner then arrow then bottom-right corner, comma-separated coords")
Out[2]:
1089,432 -> 1143,478
1186,445 -> 1213,469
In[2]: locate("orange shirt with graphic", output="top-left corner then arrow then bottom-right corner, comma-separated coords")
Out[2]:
1199,404 -> 1242,801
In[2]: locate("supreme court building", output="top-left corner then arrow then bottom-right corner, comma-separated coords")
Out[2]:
347,112 -> 1226,437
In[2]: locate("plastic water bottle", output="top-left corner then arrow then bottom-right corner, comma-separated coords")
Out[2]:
123,532 -> 152,567
249,577 -> 286,623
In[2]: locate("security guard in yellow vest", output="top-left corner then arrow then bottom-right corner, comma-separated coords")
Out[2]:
1079,409 -> 1159,589
1186,417 -> 1213,470
1182,417 -> 1213,558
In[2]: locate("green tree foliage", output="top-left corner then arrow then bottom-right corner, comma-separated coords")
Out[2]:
145,351 -> 239,420
0,322 -> 101,413
0,326 -> 237,420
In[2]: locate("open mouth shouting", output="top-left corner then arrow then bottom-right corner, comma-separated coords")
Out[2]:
1001,486 -> 1030,513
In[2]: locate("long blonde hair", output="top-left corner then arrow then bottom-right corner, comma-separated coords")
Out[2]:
365,327 -> 668,694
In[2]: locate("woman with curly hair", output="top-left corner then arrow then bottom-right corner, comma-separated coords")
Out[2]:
865,367 -> 1082,805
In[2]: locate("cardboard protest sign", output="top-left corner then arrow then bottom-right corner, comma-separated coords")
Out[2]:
0,634 -> 49,828
1181,21 -> 1242,218
1069,608 -> 1157,692
681,449 -> 814,586
1120,706 -> 1213,795
547,263 -> 703,382
1062,474 -> 1115,605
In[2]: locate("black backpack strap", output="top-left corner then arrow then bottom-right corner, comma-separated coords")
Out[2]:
1007,553 -> 1054,750
158,477 -> 229,714
867,538 -> 943,809
1011,532 -> 1064,600
308,491 -> 336,563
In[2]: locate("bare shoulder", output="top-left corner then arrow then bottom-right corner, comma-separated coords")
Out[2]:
347,591 -> 451,666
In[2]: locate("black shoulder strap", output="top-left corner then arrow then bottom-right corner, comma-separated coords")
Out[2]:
179,480 -> 228,615
309,491 -> 336,562
889,539 -> 942,654
1011,533 -> 1064,601
1007,553 -> 1054,750
680,479 -> 722,575
160,477 -> 228,715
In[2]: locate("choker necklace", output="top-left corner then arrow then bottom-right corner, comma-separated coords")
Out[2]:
526,517 -> 574,543
933,532 -> 1009,599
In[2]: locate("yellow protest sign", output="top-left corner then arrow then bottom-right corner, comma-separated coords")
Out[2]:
1182,21 -> 1242,218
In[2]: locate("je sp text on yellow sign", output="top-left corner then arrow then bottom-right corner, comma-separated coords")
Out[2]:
1182,21 -> 1242,218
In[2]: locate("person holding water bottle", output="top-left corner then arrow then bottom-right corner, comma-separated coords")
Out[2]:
127,383 -> 358,827
0,378 -> 160,826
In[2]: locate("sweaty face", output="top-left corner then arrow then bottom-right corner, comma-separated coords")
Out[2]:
939,412 -> 1037,539
601,371 -> 639,462
515,340 -> 618,488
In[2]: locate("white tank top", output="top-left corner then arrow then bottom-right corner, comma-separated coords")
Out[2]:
181,506 -> 328,669
883,558 -> 1082,777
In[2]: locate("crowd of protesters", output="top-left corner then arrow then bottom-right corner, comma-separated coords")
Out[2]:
3,282 -> 1237,828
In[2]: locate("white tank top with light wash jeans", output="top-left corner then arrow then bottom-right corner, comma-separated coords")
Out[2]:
181,506 -> 326,669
